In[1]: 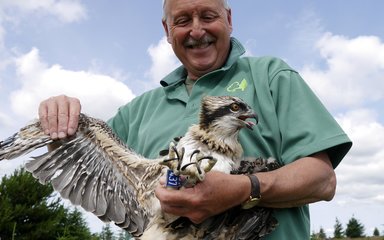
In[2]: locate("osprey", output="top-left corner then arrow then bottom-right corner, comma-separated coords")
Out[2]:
0,96 -> 279,239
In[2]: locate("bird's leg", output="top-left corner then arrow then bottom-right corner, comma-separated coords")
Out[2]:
161,144 -> 218,187
179,150 -> 217,186
160,141 -> 185,175
201,154 -> 217,173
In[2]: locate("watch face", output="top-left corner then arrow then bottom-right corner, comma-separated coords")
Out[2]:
241,198 -> 260,209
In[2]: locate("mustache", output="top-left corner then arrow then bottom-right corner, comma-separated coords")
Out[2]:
184,35 -> 216,47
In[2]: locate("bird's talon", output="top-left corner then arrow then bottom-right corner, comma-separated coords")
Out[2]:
190,149 -> 200,161
201,156 -> 217,173
160,142 -> 185,176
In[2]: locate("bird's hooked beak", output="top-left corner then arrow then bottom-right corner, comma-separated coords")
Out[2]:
238,110 -> 258,130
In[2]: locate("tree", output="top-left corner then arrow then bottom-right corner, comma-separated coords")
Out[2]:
333,217 -> 344,238
58,208 -> 95,240
310,227 -> 327,240
117,229 -> 132,240
0,168 -> 94,239
310,231 -> 319,240
318,227 -> 327,239
0,168 -> 65,239
99,223 -> 115,240
373,227 -> 380,236
345,216 -> 365,238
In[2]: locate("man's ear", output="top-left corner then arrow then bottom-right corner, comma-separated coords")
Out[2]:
162,20 -> 171,44
227,9 -> 233,34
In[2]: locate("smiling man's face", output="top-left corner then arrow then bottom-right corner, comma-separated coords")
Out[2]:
163,0 -> 233,80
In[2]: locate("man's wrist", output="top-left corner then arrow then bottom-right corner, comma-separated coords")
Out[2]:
241,174 -> 261,209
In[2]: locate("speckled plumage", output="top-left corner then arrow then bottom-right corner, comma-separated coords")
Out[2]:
0,96 -> 278,239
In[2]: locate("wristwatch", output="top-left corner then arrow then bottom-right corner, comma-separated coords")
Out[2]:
241,174 -> 261,209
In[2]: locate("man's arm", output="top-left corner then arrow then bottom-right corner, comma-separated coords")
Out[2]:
155,151 -> 335,223
255,151 -> 336,208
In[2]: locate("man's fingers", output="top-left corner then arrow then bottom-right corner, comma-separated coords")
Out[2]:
68,98 -> 81,136
46,97 -> 60,139
57,96 -> 70,139
160,203 -> 187,216
155,184 -> 207,223
159,175 -> 166,185
38,95 -> 81,139
38,100 -> 50,135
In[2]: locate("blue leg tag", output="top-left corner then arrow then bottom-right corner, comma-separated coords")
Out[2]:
166,169 -> 181,189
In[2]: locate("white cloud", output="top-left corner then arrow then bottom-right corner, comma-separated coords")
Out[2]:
11,48 -> 135,120
0,0 -> 86,23
0,111 -> 12,128
334,109 -> 384,204
297,32 -> 384,222
311,108 -> 384,237
147,36 -> 180,84
301,33 -> 384,110
0,0 -> 87,66
0,25 -> 5,50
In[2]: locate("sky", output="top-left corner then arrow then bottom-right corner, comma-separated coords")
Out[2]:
0,0 -> 384,237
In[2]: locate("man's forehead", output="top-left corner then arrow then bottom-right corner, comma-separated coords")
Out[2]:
163,0 -> 229,8
162,0 -> 230,20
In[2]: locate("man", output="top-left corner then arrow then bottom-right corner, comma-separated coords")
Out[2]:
38,0 -> 352,239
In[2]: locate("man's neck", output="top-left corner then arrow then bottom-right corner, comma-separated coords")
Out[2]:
184,76 -> 196,95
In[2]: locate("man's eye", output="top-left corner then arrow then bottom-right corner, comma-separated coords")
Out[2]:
202,15 -> 216,21
175,17 -> 190,26
201,12 -> 218,22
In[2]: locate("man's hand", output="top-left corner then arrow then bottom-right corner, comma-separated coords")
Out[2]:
155,171 -> 250,224
155,152 -> 336,223
38,95 -> 81,139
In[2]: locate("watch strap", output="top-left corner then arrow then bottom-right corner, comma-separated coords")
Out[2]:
241,174 -> 261,209
247,174 -> 261,199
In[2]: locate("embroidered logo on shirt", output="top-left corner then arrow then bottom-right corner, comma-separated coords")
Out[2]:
227,79 -> 248,92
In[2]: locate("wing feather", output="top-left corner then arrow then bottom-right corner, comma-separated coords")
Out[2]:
1,114 -> 164,237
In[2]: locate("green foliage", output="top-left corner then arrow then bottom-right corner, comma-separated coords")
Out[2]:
57,208 -> 95,239
0,168 -> 64,239
319,227 -> 327,239
95,224 -> 133,240
373,227 -> 380,237
310,232 -> 321,240
345,216 -> 365,238
117,229 -> 132,240
99,223 -> 115,240
334,217 -> 345,238
0,168 -> 94,239
310,227 -> 327,240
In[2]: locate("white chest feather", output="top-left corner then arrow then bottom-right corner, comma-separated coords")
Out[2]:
176,125 -> 243,174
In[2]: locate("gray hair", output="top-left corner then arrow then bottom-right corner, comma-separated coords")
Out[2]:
162,0 -> 230,21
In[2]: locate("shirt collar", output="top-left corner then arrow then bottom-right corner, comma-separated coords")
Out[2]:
160,37 -> 246,87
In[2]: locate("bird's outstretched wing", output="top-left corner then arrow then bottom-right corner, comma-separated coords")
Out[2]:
0,114 -> 164,237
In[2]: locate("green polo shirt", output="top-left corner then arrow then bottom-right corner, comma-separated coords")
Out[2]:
108,37 -> 352,239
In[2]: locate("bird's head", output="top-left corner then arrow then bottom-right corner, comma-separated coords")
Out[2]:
199,96 -> 258,133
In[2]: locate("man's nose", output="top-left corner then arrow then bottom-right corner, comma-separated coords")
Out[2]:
189,17 -> 206,39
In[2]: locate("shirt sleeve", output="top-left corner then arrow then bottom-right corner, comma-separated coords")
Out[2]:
269,64 -> 352,168
107,106 -> 130,143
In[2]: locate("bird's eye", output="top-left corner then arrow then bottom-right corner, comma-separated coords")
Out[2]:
230,103 -> 240,112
